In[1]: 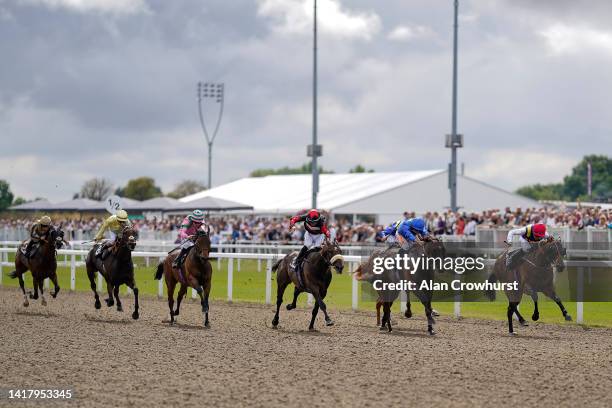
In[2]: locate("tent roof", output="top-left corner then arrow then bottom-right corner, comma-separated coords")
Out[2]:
170,196 -> 253,211
9,199 -> 53,211
180,170 -> 444,212
126,196 -> 178,210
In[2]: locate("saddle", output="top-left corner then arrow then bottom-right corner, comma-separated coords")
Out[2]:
20,240 -> 39,258
291,247 -> 321,288
506,249 -> 524,270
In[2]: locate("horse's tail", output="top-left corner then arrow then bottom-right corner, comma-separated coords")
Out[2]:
154,262 -> 164,280
8,270 -> 19,279
485,270 -> 497,301
271,258 -> 283,273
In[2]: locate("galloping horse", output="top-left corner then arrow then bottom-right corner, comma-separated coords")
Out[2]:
155,228 -> 212,327
9,225 -> 67,307
486,237 -> 568,334
374,238 -> 445,324
272,239 -> 344,331
355,240 -> 437,335
85,226 -> 140,320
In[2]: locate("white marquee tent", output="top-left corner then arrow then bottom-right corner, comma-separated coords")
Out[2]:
181,169 -> 540,225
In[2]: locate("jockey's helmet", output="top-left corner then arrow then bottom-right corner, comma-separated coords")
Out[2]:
307,209 -> 320,221
116,210 -> 129,222
39,216 -> 52,226
189,209 -> 205,223
409,218 -> 427,235
533,223 -> 547,238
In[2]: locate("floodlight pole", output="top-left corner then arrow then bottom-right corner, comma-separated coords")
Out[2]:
311,0 -> 319,209
447,0 -> 461,212
197,82 -> 225,189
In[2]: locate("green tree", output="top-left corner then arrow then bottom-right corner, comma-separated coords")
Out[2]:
349,164 -> 374,173
167,180 -> 206,199
250,163 -> 333,177
516,155 -> 612,202
12,197 -> 27,206
119,177 -> 163,201
0,180 -> 14,210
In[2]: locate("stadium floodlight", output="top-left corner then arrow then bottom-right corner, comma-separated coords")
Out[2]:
310,0 -> 321,209
197,81 -> 225,189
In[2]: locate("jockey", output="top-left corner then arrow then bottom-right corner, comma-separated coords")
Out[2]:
381,219 -> 403,246
25,215 -> 53,258
173,209 -> 205,268
396,218 -> 429,250
94,210 -> 131,258
506,223 -> 549,268
290,209 -> 330,270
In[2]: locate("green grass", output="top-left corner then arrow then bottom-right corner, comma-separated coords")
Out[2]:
2,256 -> 612,328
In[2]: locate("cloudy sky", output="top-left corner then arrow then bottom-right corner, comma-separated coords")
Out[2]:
1,0 -> 611,201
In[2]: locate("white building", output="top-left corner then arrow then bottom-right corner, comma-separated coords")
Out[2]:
181,169 -> 540,225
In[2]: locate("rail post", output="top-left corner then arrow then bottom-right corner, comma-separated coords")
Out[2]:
227,257 -> 234,302
576,267 -> 584,324
265,258 -> 272,305
351,263 -> 358,311
70,253 -> 76,291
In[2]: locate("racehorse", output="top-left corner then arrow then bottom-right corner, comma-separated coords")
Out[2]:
375,238 -> 445,324
85,226 -> 140,320
355,240 -> 437,335
486,237 -> 568,334
9,225 -> 67,307
155,228 -> 212,327
271,239 -> 344,331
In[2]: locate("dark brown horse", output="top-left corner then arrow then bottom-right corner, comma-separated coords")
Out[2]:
355,241 -> 436,335
272,239 -> 344,330
486,237 -> 567,335
374,238 -> 445,324
85,226 -> 140,320
9,225 -> 66,307
155,228 -> 212,327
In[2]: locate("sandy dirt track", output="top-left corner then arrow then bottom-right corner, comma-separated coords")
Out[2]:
1,287 -> 611,408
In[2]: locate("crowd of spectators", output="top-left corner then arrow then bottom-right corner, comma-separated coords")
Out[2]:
1,205 -> 611,243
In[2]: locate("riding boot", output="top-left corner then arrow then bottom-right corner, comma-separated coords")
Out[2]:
173,248 -> 189,268
293,246 -> 308,270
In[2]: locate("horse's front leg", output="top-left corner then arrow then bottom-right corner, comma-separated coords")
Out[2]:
311,288 -> 333,327
39,278 -> 46,306
412,289 -> 436,335
16,272 -> 29,307
174,284 -> 187,319
113,285 -> 123,312
105,279 -> 114,307
29,277 -> 39,300
528,288 -> 539,321
404,291 -> 412,318
286,287 -> 302,310
50,272 -> 60,299
543,288 -> 572,321
127,278 -> 139,320
308,303 -> 320,331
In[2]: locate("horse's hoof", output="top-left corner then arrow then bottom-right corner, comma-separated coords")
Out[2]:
325,319 -> 334,327
565,314 -> 572,322
387,326 -> 392,333
173,310 -> 180,316
519,320 -> 529,327
286,304 -> 296,310
379,325 -> 386,331
532,314 -> 539,321
428,330 -> 436,336
29,293 -> 35,299
23,300 -> 29,307
204,321 -> 210,328
132,311 -> 139,320
404,311 -> 412,319
272,318 -> 279,327
509,332 -> 518,336
308,326 -> 316,332
432,310 -> 440,317
94,300 -> 101,309
41,298 -> 47,307
117,305 -> 123,312
105,298 -> 113,307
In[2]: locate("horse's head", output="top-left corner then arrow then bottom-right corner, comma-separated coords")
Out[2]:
119,226 -> 137,251
51,225 -> 66,250
537,237 -> 565,272
321,239 -> 344,274
193,225 -> 211,261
